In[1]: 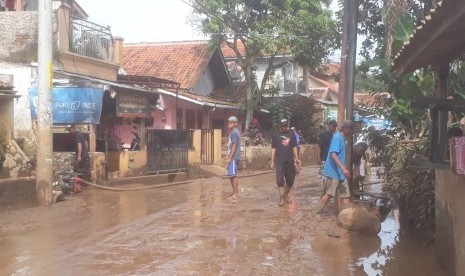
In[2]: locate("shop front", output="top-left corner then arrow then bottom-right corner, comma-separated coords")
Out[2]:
97,87 -> 157,179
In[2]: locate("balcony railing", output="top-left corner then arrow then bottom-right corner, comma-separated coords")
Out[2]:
69,15 -> 114,62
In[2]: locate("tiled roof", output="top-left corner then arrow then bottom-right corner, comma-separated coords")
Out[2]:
122,41 -> 213,89
354,92 -> 390,106
318,63 -> 340,76
220,40 -> 291,59
307,88 -> 329,100
221,41 -> 247,58
308,75 -> 339,93
211,82 -> 248,102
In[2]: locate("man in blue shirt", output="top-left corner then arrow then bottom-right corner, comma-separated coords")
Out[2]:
316,120 -> 355,214
225,116 -> 241,201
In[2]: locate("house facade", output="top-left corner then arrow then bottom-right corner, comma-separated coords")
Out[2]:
0,0 -> 157,180
122,41 -> 241,136
221,42 -> 307,96
392,1 -> 465,274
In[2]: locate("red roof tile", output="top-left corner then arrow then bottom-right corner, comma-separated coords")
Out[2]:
122,41 -> 213,89
211,82 -> 248,102
309,75 -> 339,93
307,88 -> 329,100
221,41 -> 246,58
318,63 -> 340,76
354,92 -> 390,106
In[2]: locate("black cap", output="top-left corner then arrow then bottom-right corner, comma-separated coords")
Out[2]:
328,119 -> 337,126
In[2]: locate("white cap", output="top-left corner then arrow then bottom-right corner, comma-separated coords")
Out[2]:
228,116 -> 238,123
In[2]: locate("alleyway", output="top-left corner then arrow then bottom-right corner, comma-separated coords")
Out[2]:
0,166 -> 447,275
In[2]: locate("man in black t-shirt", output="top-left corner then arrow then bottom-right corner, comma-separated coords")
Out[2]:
270,119 -> 302,206
317,119 -> 337,176
67,124 -> 90,174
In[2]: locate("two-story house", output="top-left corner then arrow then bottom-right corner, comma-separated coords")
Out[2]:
122,41 -> 241,135
0,0 -> 163,180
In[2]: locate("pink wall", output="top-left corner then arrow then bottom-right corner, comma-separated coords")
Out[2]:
149,95 -> 240,132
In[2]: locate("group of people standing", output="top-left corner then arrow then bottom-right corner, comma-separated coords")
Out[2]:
224,116 -> 366,214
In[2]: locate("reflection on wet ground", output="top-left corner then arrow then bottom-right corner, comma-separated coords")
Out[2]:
0,166 -> 448,275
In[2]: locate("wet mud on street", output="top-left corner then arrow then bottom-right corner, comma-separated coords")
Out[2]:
0,166 -> 449,275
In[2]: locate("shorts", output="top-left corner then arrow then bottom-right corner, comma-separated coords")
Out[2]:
323,176 -> 350,198
227,160 -> 239,177
275,161 -> 296,187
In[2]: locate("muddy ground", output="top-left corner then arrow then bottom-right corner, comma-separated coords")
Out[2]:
0,166 -> 448,275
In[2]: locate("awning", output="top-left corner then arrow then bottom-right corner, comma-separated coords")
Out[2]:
54,71 -> 159,95
55,71 -> 238,109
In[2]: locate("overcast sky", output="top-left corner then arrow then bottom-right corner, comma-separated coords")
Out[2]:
77,0 -> 207,43
77,0 -> 351,61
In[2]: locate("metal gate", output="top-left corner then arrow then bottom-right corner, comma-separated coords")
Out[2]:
146,129 -> 189,174
201,129 -> 215,164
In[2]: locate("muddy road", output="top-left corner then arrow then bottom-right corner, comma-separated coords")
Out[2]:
0,166 -> 447,275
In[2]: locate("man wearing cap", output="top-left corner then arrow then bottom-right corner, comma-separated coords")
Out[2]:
67,124 -> 90,174
316,120 -> 354,214
225,116 -> 241,200
317,119 -> 337,176
270,119 -> 302,206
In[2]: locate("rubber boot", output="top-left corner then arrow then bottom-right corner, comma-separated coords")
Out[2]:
283,185 -> 291,204
278,187 -> 285,206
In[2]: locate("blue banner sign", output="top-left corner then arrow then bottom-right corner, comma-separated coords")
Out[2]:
362,117 -> 391,129
29,87 -> 104,124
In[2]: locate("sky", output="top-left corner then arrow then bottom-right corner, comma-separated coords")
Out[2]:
77,0 -> 341,44
77,0 -> 207,43
76,0 -> 354,61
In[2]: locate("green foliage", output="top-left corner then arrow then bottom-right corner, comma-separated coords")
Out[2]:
192,0 -> 340,127
365,129 -> 435,239
450,62 -> 465,101
391,15 -> 415,42
263,94 -> 321,143
355,60 -> 389,93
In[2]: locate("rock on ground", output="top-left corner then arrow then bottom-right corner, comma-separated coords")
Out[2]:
337,207 -> 381,235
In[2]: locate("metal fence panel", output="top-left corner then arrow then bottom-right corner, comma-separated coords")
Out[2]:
146,129 -> 189,174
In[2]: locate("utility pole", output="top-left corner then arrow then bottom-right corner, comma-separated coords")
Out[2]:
345,0 -> 358,196
337,0 -> 349,125
337,0 -> 358,210
36,0 -> 54,205
345,0 -> 357,122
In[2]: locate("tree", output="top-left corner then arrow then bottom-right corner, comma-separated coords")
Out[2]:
190,0 -> 340,127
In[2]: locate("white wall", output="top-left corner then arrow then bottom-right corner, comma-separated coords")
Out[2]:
0,63 -> 35,138
193,66 -> 215,96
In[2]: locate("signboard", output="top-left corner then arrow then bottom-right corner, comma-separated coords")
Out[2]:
362,117 -> 391,129
29,87 -> 103,124
115,92 -> 150,117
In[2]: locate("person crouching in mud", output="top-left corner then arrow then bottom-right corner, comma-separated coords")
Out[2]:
270,119 -> 302,206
